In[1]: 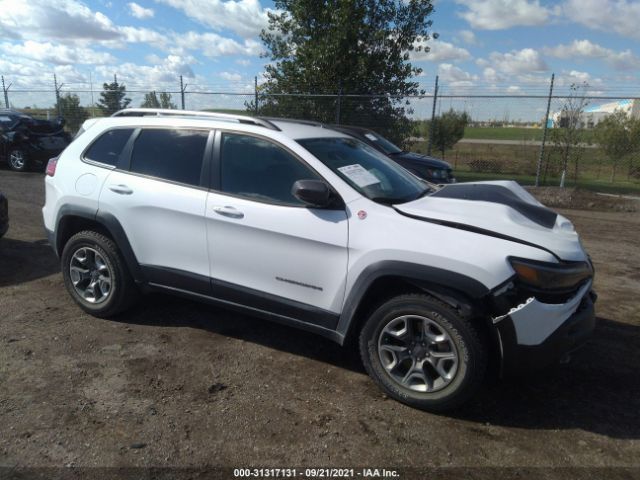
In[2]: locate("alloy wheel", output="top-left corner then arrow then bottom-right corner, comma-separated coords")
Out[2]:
9,150 -> 25,170
69,247 -> 112,304
378,314 -> 459,392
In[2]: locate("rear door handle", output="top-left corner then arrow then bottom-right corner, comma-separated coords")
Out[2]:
212,206 -> 244,219
108,184 -> 133,195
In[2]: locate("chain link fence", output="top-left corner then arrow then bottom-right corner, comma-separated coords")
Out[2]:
2,74 -> 639,193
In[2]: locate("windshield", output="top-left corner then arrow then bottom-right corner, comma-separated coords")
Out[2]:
361,130 -> 403,155
298,137 -> 429,204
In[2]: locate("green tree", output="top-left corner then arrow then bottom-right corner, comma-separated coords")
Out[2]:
595,110 -> 639,182
430,109 -> 470,158
141,91 -> 177,109
141,91 -> 161,108
98,75 -> 131,115
159,92 -> 176,109
550,82 -> 589,186
57,93 -> 88,133
253,0 -> 435,145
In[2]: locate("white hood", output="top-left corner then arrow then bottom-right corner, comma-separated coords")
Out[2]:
395,181 -> 587,262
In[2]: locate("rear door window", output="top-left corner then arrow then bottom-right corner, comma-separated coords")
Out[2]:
84,128 -> 134,166
129,128 -> 209,187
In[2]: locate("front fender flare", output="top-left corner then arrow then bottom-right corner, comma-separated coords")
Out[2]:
336,261 -> 490,343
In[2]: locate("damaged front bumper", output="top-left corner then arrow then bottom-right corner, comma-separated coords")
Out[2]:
492,280 -> 596,376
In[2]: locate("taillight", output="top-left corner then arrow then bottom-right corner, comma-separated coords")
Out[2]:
46,157 -> 58,177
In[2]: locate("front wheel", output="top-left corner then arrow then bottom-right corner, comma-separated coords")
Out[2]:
359,294 -> 487,412
7,148 -> 28,172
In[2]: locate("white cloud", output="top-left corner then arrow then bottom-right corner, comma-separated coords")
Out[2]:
96,54 -> 197,86
563,70 -> 591,83
437,63 -> 478,86
412,40 -> 471,62
554,70 -> 604,88
457,30 -> 477,44
155,0 -> 270,38
174,32 -> 261,58
563,0 -> 640,40
235,59 -> 251,66
220,72 -> 242,82
455,0 -> 553,30
119,26 -> 166,45
483,48 -> 548,75
543,39 -> 640,71
0,40 -> 115,65
128,2 -> 154,19
0,0 -> 120,42
482,67 -> 505,83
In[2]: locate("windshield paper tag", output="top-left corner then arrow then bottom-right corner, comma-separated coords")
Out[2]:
338,164 -> 380,187
364,133 -> 378,141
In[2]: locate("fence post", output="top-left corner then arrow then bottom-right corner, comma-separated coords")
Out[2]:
1,75 -> 10,108
427,75 -> 439,156
54,74 -> 63,117
180,75 -> 186,110
89,71 -> 95,110
335,80 -> 343,125
255,76 -> 259,115
535,73 -> 555,187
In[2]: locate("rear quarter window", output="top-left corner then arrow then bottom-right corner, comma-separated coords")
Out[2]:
84,129 -> 134,167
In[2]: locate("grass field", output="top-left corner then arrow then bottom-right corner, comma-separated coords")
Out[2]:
463,127 -> 545,141
461,126 -> 599,144
411,140 -> 640,196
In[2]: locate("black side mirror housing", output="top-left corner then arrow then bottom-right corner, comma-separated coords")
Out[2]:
291,179 -> 333,208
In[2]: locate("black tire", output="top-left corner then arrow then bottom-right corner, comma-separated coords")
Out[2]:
7,148 -> 28,172
61,230 -> 138,317
359,293 -> 487,412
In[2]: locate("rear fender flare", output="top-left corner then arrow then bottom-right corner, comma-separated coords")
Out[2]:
54,206 -> 144,283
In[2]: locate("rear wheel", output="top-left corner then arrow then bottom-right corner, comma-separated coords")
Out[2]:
61,231 -> 138,317
8,148 -> 28,172
359,293 -> 487,412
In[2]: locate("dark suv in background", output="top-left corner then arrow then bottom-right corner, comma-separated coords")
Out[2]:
330,125 -> 455,184
0,110 -> 70,171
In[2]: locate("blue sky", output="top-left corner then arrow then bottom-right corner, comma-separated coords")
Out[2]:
0,0 -> 638,113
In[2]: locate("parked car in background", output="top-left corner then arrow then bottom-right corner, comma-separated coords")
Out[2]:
0,109 -> 71,172
0,192 -> 8,238
330,125 -> 455,184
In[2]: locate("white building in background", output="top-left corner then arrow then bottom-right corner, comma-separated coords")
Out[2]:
548,98 -> 640,128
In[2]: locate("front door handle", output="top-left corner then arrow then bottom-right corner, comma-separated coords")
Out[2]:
108,184 -> 133,195
212,206 -> 244,219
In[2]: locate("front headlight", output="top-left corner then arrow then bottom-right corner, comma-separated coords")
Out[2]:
509,257 -> 593,291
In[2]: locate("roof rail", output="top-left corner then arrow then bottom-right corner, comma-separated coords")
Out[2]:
111,108 -> 281,131
258,116 -> 326,128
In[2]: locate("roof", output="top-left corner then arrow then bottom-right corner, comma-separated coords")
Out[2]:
107,108 -> 348,140
0,109 -> 30,117
584,99 -> 634,114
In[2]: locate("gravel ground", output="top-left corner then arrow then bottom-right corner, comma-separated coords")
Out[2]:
0,169 -> 639,478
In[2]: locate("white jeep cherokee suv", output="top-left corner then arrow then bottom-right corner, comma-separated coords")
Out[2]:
43,109 -> 596,411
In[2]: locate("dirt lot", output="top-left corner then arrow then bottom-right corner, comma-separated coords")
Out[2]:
0,170 -> 639,477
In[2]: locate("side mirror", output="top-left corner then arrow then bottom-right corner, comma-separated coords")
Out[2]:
291,179 -> 332,208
